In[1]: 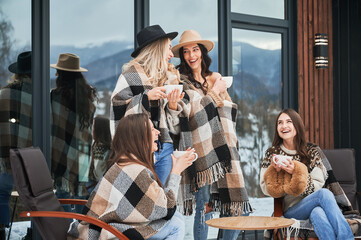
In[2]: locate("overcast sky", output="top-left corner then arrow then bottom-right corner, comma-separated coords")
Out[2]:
1,0 -> 282,50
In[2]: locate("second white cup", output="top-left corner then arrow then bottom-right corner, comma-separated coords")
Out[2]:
173,151 -> 198,162
222,76 -> 233,88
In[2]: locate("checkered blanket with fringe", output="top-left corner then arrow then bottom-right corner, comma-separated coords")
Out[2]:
178,77 -> 253,217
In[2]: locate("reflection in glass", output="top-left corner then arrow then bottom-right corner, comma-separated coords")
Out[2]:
231,0 -> 285,19
0,1 -> 31,236
50,1 -> 134,209
231,29 -> 282,198
50,53 -> 97,209
150,0 -> 218,71
50,0 -> 134,117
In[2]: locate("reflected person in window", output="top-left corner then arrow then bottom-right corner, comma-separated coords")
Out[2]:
50,53 -> 97,212
172,30 -> 252,240
0,51 -> 32,238
87,115 -> 111,193
260,108 -> 353,240
68,113 -> 195,240
110,25 -> 187,186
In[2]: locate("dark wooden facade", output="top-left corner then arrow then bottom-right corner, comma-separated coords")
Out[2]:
297,0 -> 334,149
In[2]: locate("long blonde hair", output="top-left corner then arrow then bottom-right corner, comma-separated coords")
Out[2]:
125,38 -> 170,87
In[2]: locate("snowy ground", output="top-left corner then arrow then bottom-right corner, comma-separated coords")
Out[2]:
6,197 -> 273,240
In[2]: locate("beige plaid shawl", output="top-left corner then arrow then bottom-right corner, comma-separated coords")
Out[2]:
177,77 -> 252,216
67,163 -> 180,240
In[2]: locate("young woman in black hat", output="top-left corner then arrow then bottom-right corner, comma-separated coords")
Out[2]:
110,25 -> 193,186
0,51 -> 32,238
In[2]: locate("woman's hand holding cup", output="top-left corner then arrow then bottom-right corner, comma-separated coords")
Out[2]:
167,87 -> 185,110
147,86 -> 167,100
171,148 -> 197,175
212,76 -> 227,95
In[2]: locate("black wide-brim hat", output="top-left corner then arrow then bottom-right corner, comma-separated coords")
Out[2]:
131,25 -> 178,58
8,51 -> 32,74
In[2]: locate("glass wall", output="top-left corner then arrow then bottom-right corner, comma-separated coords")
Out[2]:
0,0 -> 32,235
231,29 -> 282,197
231,0 -> 285,19
150,0 -> 218,71
49,0 -> 133,203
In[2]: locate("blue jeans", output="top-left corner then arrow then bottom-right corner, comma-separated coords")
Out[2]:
194,185 -> 242,240
154,142 -> 173,185
0,173 -> 14,226
148,211 -> 185,240
284,188 -> 353,240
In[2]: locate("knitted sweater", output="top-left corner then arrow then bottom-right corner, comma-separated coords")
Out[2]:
67,163 -> 181,240
260,143 -> 326,212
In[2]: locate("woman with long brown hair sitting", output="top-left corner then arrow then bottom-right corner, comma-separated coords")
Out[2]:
68,113 -> 195,240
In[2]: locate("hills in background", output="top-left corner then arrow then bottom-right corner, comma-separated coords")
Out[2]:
50,40 -> 281,100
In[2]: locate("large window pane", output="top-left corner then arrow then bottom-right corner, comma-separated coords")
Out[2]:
50,1 -> 133,204
0,0 -> 32,235
150,0 -> 218,71
231,29 -> 282,204
231,0 -> 285,19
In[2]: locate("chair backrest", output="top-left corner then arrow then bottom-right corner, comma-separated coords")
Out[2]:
10,147 -> 69,240
323,148 -> 358,211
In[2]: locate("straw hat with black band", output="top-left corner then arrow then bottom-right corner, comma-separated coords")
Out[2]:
51,53 -> 88,72
131,24 -> 178,58
172,30 -> 214,58
8,51 -> 32,74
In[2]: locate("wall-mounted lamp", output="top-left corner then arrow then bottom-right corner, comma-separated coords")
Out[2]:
314,33 -> 328,69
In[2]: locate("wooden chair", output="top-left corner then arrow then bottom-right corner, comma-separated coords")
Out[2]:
9,147 -> 129,240
273,148 -> 360,240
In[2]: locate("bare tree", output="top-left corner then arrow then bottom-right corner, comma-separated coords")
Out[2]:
0,9 -> 14,87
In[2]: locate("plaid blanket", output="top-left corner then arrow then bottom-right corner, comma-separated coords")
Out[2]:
0,78 -> 32,174
67,163 -> 181,240
110,62 -> 170,142
177,77 -> 252,216
261,144 -> 354,239
50,90 -> 94,197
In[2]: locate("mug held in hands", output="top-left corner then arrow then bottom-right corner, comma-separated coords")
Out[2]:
165,85 -> 183,96
173,150 -> 198,162
272,154 -> 291,167
222,76 -> 233,88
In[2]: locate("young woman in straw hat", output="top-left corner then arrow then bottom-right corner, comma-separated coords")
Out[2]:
50,53 -> 97,212
171,30 -> 252,240
110,25 -> 194,186
0,51 -> 33,238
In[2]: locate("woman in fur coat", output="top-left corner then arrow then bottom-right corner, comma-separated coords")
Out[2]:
260,108 -> 353,240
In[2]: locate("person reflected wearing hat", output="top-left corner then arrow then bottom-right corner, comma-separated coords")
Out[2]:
171,30 -> 253,240
50,53 -> 97,213
0,51 -> 33,237
110,25 -> 189,187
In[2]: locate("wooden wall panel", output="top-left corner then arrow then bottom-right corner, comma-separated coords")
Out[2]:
297,0 -> 334,149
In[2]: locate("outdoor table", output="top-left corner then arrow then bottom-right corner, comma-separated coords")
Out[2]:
206,216 -> 295,239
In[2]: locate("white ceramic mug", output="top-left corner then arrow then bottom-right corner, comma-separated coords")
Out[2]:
272,154 -> 290,167
173,151 -> 198,162
222,76 -> 233,88
165,85 -> 183,95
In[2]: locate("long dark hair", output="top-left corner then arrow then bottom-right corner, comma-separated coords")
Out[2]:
53,70 -> 97,130
109,113 -> 162,186
92,116 -> 111,146
272,108 -> 310,166
176,43 -> 212,94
